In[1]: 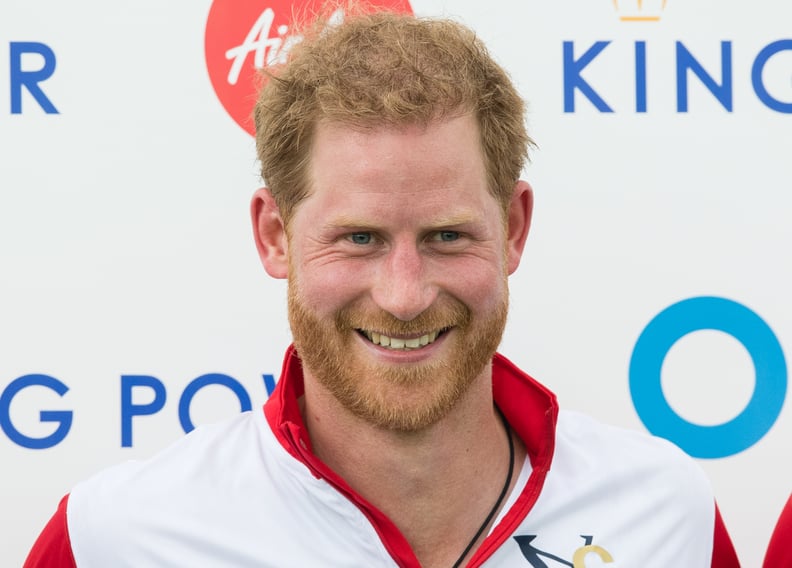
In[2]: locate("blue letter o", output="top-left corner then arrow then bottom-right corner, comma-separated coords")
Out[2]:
178,374 -> 252,433
630,296 -> 787,458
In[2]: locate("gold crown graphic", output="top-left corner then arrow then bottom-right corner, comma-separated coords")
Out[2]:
612,0 -> 667,21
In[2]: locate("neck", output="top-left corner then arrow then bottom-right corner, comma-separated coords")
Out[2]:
301,370 -> 525,568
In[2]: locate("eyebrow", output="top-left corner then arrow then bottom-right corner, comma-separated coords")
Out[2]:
327,210 -> 480,229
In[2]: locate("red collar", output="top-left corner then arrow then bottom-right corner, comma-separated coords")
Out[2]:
263,344 -> 558,568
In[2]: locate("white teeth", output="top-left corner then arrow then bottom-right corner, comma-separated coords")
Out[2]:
363,329 -> 443,350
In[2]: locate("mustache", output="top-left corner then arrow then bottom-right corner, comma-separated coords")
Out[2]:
335,299 -> 471,336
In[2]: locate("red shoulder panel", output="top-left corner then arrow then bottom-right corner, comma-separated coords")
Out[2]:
764,494 -> 792,568
712,503 -> 741,568
23,494 -> 77,568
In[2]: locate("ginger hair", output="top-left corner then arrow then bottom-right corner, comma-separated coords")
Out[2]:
253,5 -> 534,223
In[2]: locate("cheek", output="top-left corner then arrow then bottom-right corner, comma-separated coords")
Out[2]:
292,261 -> 370,314
439,261 -> 507,311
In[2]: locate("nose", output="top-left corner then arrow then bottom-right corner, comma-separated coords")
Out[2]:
371,239 -> 438,321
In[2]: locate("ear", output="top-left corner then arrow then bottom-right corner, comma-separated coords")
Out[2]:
251,187 -> 289,279
506,180 -> 533,275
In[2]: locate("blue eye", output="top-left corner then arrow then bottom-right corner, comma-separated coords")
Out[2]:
437,231 -> 459,242
349,233 -> 372,245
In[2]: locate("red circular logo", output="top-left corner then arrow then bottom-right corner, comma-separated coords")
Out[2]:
205,0 -> 414,136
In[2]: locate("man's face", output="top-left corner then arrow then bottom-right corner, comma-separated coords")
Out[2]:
285,114 -> 514,432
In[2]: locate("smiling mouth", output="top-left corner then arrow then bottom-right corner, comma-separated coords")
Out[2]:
358,329 -> 447,350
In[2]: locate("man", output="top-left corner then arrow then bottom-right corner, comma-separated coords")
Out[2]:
26,7 -> 740,567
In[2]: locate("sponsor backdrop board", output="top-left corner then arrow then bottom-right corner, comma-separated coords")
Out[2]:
1,0 -> 789,565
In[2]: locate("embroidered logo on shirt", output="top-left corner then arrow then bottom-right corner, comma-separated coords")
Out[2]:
514,535 -> 614,567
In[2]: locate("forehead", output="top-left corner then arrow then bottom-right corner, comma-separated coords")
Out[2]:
305,115 -> 490,206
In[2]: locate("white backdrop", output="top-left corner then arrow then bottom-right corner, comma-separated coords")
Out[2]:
1,1 -> 790,566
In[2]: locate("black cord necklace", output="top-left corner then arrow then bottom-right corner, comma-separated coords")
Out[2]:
450,408 -> 515,568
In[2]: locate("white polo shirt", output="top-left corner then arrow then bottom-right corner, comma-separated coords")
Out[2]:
25,346 -> 740,567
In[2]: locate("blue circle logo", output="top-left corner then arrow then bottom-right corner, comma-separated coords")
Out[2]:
629,296 -> 787,458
